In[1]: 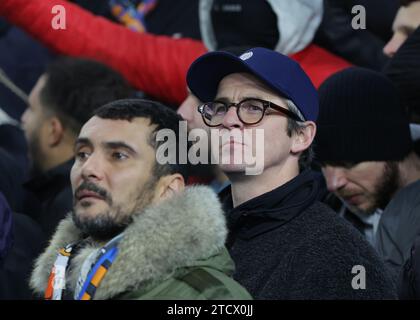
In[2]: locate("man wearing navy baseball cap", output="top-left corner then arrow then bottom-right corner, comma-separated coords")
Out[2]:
187,47 -> 395,299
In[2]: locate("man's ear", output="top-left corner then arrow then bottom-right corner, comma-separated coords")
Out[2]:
153,173 -> 185,203
290,121 -> 316,154
45,116 -> 65,147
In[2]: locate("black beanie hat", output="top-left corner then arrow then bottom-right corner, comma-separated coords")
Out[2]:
383,26 -> 420,120
315,67 -> 412,163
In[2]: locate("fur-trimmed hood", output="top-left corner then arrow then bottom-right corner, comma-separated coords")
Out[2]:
30,185 -> 228,299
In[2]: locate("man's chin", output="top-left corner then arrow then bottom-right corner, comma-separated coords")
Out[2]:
71,209 -> 127,241
77,197 -> 108,209
345,202 -> 377,216
73,202 -> 109,220
220,164 -> 247,173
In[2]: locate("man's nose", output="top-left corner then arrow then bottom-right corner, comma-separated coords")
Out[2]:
177,102 -> 193,122
322,166 -> 348,193
221,106 -> 243,129
178,93 -> 201,122
80,153 -> 105,182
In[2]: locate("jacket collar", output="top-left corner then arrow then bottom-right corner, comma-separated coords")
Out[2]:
23,159 -> 74,201
221,169 -> 320,241
30,185 -> 228,299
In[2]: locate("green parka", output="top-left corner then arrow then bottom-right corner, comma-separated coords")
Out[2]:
30,186 -> 251,300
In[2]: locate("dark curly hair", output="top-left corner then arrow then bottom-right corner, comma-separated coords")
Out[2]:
94,99 -> 190,181
40,57 -> 134,135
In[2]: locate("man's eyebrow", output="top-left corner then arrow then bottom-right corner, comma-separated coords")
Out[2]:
102,141 -> 138,155
74,137 -> 92,151
214,96 -> 229,103
242,95 -> 271,101
214,95 -> 272,102
322,161 -> 357,169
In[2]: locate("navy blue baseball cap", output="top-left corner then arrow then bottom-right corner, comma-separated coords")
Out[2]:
187,47 -> 319,121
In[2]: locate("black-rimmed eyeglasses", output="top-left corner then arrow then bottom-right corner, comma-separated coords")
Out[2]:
197,98 -> 303,127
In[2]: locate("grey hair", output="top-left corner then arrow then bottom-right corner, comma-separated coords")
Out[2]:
285,99 -> 315,170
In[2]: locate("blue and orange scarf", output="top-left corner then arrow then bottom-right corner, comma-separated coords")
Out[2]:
109,0 -> 158,32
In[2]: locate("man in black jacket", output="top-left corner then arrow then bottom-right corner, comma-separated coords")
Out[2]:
186,47 -> 396,299
315,68 -> 420,279
21,57 -> 133,238
316,68 -> 420,247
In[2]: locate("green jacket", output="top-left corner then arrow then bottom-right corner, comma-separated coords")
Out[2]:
30,186 -> 251,300
122,248 -> 251,299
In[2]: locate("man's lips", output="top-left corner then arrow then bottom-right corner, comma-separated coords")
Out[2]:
342,194 -> 363,205
222,141 -> 245,148
76,190 -> 105,201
